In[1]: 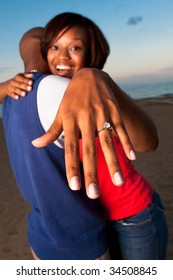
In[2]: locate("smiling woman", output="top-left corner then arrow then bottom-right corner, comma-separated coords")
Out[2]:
47,26 -> 89,78
41,12 -> 110,73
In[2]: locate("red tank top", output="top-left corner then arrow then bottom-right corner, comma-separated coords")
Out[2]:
80,137 -> 153,220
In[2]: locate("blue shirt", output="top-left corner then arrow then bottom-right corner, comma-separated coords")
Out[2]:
2,72 -> 107,259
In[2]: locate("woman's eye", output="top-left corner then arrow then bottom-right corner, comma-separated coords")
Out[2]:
71,46 -> 81,51
50,45 -> 58,50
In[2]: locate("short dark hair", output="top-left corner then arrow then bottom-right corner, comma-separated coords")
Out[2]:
41,12 -> 110,69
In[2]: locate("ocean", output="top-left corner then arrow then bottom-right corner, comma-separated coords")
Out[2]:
0,80 -> 173,119
120,80 -> 173,100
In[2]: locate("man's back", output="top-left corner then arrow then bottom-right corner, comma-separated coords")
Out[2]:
2,72 -> 107,259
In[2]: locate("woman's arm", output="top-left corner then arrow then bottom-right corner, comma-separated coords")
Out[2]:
106,74 -> 159,152
0,73 -> 33,103
32,68 -> 158,196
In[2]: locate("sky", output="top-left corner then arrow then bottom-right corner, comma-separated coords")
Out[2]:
0,0 -> 173,86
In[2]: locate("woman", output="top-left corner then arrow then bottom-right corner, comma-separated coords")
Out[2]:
1,13 -> 167,259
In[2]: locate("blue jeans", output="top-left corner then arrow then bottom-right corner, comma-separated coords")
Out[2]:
106,192 -> 168,259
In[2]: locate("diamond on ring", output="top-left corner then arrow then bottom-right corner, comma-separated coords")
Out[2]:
97,122 -> 112,134
104,122 -> 111,129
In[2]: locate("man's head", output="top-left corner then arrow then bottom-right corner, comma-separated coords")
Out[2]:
19,27 -> 50,73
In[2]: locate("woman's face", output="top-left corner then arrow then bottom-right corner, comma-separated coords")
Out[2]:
47,26 -> 89,78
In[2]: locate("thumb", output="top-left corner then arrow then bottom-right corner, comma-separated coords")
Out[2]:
32,115 -> 63,148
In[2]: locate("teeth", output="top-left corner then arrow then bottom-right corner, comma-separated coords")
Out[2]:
56,65 -> 72,70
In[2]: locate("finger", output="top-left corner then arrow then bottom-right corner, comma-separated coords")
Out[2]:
95,108 -> 125,186
12,83 -> 32,92
32,112 -> 62,147
8,80 -> 32,98
24,73 -> 34,79
32,130 -> 59,148
105,100 -> 136,161
63,122 -> 81,192
98,129 -> 125,186
80,117 -> 100,199
9,86 -> 31,98
10,93 -> 20,100
14,73 -> 33,87
81,135 -> 100,199
112,121 -> 136,161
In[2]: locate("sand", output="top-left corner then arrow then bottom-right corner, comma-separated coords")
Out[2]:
0,97 -> 173,260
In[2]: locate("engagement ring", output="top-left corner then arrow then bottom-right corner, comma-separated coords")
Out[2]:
97,122 -> 112,134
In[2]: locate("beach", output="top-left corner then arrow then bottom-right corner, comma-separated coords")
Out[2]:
0,97 -> 173,260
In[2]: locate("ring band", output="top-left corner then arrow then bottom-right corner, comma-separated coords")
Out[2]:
97,122 -> 112,134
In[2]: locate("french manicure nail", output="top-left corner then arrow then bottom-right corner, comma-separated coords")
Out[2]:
27,86 -> 32,91
130,150 -> 136,160
88,183 -> 100,199
21,91 -> 26,97
28,80 -> 33,85
70,176 -> 81,191
31,139 -> 39,146
114,172 -> 124,186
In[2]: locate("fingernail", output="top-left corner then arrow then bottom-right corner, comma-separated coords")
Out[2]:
31,139 -> 39,146
70,176 -> 81,191
21,91 -> 26,97
114,172 -> 124,186
28,80 -> 33,85
88,183 -> 100,199
27,86 -> 32,91
130,150 -> 136,160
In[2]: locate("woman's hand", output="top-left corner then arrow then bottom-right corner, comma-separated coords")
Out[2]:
32,68 -> 135,199
0,73 -> 33,102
